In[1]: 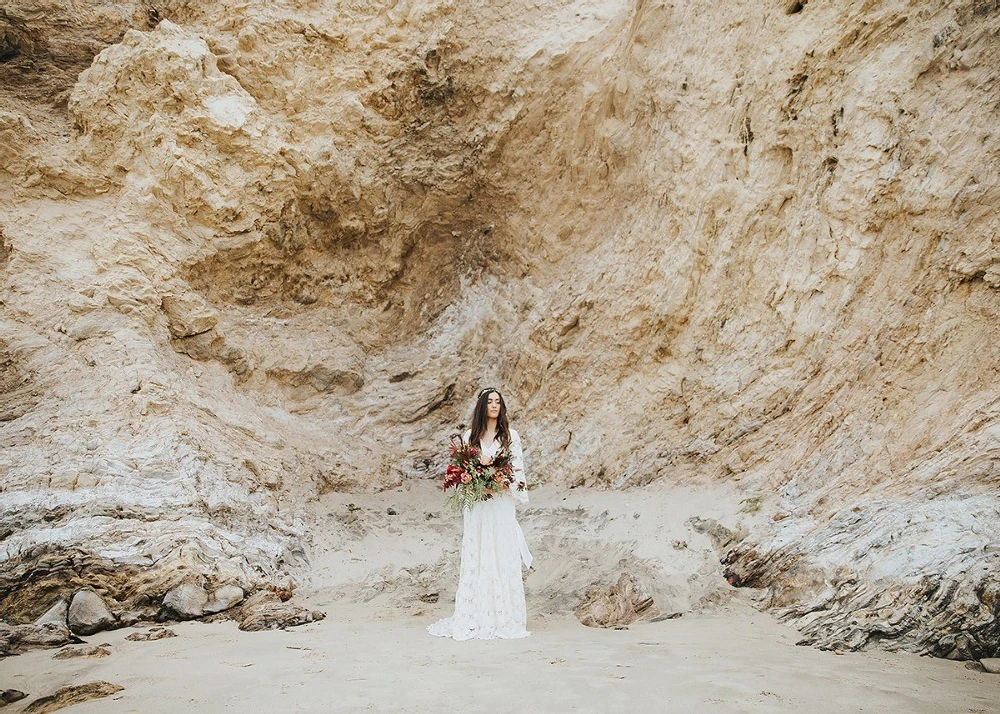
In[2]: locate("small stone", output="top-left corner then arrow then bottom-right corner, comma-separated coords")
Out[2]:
67,591 -> 116,636
981,658 -> 1000,674
672,540 -> 688,550
419,592 -> 439,603
162,583 -> 209,619
1,690 -> 27,704
125,628 -> 176,642
387,507 -> 397,516
34,600 -> 68,628
52,646 -> 111,660
203,585 -> 245,614
650,612 -> 683,622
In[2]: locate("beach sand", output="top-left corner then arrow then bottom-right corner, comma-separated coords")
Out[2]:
3,606 -> 997,713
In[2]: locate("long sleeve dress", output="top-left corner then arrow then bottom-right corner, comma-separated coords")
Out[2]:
427,427 -> 533,640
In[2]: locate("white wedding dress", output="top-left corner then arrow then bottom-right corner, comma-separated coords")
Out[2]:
427,428 -> 533,640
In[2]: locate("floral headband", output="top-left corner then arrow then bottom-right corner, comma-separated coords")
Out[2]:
478,387 -> 500,398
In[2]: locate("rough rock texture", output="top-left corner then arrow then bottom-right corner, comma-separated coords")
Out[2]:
0,690 -> 28,706
0,622 -> 73,657
203,585 -> 244,614
161,583 -> 209,620
124,627 -> 176,642
236,591 -> 325,632
0,0 -> 997,659
22,682 -> 124,714
33,601 -> 67,628
51,645 -> 110,660
66,591 -> 115,636
576,572 -> 658,628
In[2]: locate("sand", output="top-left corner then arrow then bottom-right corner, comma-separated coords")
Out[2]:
2,608 -> 997,713
2,482 -> 998,712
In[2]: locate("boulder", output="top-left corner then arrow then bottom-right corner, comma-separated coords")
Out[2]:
203,585 -> 245,614
67,591 -> 116,636
162,583 -> 209,619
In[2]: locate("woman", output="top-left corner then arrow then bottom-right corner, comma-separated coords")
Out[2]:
427,388 -> 533,640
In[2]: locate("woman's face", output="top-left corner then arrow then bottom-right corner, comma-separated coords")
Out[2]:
485,392 -> 502,419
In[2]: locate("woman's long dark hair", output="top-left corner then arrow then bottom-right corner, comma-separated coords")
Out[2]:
469,388 -> 511,450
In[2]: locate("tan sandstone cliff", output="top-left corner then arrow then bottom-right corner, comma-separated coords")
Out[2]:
0,0 -> 997,658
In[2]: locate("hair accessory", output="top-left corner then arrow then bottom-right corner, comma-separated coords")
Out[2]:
478,387 -> 499,397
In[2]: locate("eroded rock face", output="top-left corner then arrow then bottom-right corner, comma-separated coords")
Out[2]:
0,0 -> 997,659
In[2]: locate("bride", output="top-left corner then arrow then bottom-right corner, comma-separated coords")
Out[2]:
427,387 -> 533,640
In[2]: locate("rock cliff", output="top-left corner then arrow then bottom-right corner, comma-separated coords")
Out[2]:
0,0 -> 997,658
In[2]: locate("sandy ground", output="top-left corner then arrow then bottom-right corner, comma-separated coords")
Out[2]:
2,482 -> 998,712
3,607 -> 997,713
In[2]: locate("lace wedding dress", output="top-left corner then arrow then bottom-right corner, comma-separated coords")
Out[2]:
427,428 -> 533,640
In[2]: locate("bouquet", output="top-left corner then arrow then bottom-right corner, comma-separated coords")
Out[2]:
441,434 -> 522,512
